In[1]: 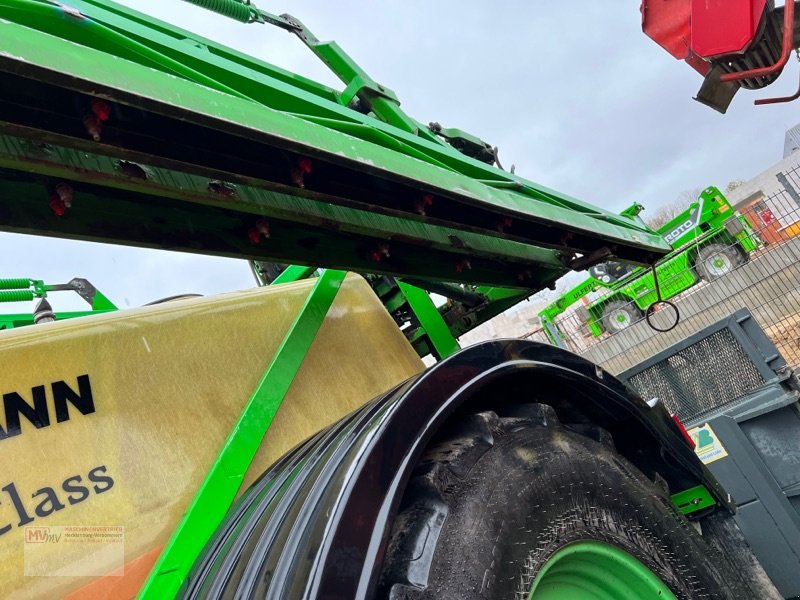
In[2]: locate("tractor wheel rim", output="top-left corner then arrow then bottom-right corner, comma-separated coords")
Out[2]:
706,253 -> 732,277
527,540 -> 678,600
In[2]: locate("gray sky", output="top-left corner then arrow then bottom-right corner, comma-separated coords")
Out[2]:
3,1 -> 800,312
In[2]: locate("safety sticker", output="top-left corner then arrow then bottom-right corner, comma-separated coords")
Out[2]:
687,423 -> 728,465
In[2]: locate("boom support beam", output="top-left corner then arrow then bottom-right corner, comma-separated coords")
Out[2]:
0,0 -> 669,293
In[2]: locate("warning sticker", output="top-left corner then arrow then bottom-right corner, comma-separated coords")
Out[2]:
687,423 -> 729,465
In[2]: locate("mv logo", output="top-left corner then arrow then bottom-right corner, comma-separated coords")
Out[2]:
25,527 -> 60,543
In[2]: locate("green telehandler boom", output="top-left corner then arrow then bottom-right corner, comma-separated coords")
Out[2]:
539,186 -> 761,346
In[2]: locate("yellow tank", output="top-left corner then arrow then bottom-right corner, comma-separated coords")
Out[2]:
0,274 -> 424,599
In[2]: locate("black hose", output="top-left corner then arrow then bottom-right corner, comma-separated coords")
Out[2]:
645,301 -> 680,332
401,278 -> 485,308
645,264 -> 680,332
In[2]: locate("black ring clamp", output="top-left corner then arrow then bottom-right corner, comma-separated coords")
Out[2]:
645,265 -> 680,333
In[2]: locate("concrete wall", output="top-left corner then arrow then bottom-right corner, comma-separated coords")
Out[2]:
581,237 -> 800,374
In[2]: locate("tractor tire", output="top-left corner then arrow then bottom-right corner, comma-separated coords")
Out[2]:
378,404 -> 774,600
694,244 -> 745,281
600,299 -> 640,333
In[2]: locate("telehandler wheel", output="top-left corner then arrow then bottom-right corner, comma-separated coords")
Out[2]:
600,300 -> 640,333
378,404 -> 762,600
694,244 -> 745,281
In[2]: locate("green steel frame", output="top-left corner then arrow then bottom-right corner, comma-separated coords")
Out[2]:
396,280 -> 460,358
140,268 -> 346,599
0,277 -> 116,328
0,2 -> 704,597
0,0 -> 669,290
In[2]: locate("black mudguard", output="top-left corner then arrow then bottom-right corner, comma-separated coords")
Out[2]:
181,339 -> 732,599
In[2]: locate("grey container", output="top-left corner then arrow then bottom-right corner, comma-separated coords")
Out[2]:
620,309 -> 800,599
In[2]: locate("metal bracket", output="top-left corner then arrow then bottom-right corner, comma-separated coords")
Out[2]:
671,484 -> 716,516
397,280 -> 460,359
340,75 -> 399,109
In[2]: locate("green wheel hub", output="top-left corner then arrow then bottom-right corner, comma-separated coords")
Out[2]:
611,308 -> 632,327
527,541 -> 678,600
706,253 -> 732,277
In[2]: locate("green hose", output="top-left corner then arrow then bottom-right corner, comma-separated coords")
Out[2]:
183,0 -> 255,23
0,278 -> 30,290
0,290 -> 34,303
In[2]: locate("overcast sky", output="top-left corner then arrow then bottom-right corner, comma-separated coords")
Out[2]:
4,1 -> 800,312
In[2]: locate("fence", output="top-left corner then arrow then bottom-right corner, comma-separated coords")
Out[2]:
544,171 -> 800,374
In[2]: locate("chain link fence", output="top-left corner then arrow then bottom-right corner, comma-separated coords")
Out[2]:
540,169 -> 800,374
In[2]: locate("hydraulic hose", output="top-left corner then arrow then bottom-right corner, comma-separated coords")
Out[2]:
401,278 -> 485,308
182,0 -> 255,23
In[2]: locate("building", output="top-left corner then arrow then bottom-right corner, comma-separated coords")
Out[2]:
784,123 -> 800,158
726,127 -> 800,244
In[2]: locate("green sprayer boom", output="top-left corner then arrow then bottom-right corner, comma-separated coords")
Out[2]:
0,0 -> 668,294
